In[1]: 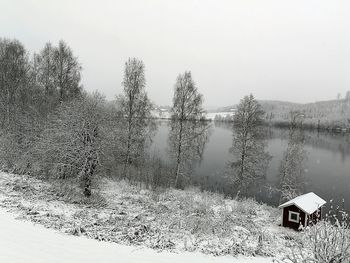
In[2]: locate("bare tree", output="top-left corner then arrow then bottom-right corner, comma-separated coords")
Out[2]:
53,40 -> 82,103
30,40 -> 82,117
0,39 -> 44,171
279,110 -> 307,202
32,93 -> 105,196
0,38 -> 30,132
117,58 -> 154,179
0,39 -> 84,172
229,94 -> 271,194
34,42 -> 58,112
168,71 -> 210,188
346,91 -> 350,101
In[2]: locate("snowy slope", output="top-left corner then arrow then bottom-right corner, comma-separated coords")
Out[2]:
0,209 -> 273,263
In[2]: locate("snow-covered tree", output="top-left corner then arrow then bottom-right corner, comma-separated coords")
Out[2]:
0,38 -> 30,132
53,40 -> 82,103
117,58 -> 154,179
0,38 -> 45,171
32,93 -> 105,196
30,40 -> 83,119
34,43 -> 58,113
229,94 -> 271,193
279,111 -> 307,202
168,71 -> 210,188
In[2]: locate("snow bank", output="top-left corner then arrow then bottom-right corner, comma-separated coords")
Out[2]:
0,209 -> 272,263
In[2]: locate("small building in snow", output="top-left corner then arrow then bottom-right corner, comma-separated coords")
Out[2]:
279,192 -> 326,231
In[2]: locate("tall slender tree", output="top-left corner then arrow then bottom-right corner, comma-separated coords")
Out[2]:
117,58 -> 153,179
0,38 -> 30,132
34,42 -> 57,112
168,71 -> 210,188
229,94 -> 271,194
53,40 -> 82,102
279,110 -> 307,202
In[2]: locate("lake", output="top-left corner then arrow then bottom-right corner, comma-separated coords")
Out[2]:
151,120 -> 350,212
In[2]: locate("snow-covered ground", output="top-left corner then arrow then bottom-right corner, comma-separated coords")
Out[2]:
0,172 -> 296,262
0,209 -> 272,263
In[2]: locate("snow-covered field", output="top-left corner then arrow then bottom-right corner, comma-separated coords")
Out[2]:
0,172 -> 295,262
0,209 -> 272,263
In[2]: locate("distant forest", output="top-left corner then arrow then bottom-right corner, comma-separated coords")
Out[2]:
214,98 -> 350,131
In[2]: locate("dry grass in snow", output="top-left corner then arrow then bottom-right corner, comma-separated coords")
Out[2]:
0,172 -> 297,260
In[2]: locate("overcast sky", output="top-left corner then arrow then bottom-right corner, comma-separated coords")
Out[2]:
1,0 -> 350,107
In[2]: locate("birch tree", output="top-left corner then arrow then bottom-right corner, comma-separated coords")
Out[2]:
168,71 -> 210,188
229,94 -> 271,193
33,40 -> 82,113
34,42 -> 58,113
279,110 -> 307,202
53,40 -> 82,103
0,39 -> 40,171
117,58 -> 154,179
0,39 -> 82,173
0,38 -> 30,132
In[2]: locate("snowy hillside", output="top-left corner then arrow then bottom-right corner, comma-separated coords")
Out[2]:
0,172 -> 294,262
261,99 -> 350,129
0,209 -> 272,263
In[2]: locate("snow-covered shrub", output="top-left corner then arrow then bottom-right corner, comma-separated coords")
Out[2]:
31,93 -> 106,197
234,198 -> 259,216
286,213 -> 350,263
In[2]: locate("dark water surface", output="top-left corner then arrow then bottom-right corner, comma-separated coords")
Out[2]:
151,121 -> 350,211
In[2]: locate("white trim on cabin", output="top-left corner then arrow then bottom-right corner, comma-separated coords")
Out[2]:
304,214 -> 307,227
288,211 -> 300,223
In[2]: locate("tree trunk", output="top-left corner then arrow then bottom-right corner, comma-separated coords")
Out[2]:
174,119 -> 184,188
82,152 -> 97,197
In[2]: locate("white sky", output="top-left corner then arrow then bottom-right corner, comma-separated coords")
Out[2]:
1,0 -> 350,107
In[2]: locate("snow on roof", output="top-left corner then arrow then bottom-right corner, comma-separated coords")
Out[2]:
278,192 -> 326,215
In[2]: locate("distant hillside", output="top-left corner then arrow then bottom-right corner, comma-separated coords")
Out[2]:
208,105 -> 237,113
213,99 -> 350,130
261,99 -> 350,130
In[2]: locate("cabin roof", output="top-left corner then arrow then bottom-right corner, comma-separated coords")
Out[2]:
278,192 -> 326,215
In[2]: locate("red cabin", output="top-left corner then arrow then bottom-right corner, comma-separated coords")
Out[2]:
279,192 -> 326,231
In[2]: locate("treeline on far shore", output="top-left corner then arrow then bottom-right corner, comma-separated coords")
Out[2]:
212,96 -> 350,133
269,120 -> 350,133
212,115 -> 350,133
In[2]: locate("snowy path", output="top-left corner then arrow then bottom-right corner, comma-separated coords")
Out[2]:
0,209 -> 273,263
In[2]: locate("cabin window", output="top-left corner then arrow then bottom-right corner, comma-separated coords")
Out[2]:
288,211 -> 300,223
